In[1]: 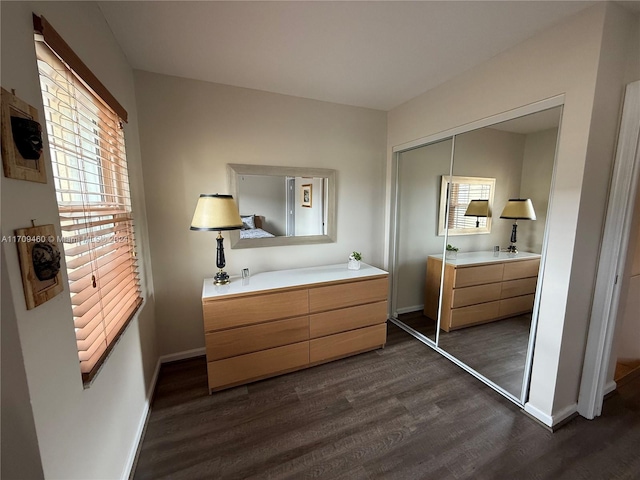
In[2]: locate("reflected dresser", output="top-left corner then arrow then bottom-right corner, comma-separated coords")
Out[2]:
424,252 -> 541,332
202,263 -> 389,392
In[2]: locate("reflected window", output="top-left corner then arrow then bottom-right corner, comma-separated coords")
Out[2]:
438,175 -> 495,235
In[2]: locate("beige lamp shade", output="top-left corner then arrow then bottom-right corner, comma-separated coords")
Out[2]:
464,199 -> 490,218
190,194 -> 243,231
500,198 -> 537,220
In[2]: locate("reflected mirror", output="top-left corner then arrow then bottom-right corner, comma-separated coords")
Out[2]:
392,138 -> 453,343
438,106 -> 561,399
228,164 -> 336,248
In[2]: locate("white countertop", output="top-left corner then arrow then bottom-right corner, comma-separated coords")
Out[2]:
429,251 -> 541,266
202,262 -> 388,299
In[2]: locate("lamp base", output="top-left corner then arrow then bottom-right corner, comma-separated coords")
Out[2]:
213,269 -> 230,285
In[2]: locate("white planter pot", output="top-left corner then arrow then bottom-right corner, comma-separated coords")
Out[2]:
348,259 -> 361,270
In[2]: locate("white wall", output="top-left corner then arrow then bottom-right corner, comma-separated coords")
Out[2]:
554,2 -> 639,413
604,4 -> 640,391
387,2 -> 639,424
1,255 -> 44,479
134,70 -> 387,356
1,2 -> 157,478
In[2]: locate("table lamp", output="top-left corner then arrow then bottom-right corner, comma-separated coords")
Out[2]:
190,194 -> 243,285
500,198 -> 536,254
464,199 -> 490,228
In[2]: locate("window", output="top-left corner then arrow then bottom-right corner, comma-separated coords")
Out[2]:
34,15 -> 142,385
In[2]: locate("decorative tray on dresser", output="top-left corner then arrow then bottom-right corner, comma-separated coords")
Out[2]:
201,263 -> 389,392
424,251 -> 541,332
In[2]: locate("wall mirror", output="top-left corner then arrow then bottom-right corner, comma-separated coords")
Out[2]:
390,100 -> 563,405
438,175 -> 496,235
227,164 -> 336,249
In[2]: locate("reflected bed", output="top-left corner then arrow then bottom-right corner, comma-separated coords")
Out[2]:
240,214 -> 275,239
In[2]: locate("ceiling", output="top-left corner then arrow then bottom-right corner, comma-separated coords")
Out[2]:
99,1 -> 601,111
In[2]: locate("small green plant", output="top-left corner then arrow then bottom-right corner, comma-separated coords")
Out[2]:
350,251 -> 362,261
446,244 -> 459,252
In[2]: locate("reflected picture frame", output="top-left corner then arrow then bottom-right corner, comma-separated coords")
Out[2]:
301,184 -> 312,208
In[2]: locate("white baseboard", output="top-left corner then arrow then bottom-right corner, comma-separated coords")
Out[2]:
395,305 -> 424,316
604,380 -> 617,395
159,347 -> 206,364
124,347 -> 205,479
552,403 -> 578,425
524,402 -> 578,428
523,403 -> 553,427
123,358 -> 161,480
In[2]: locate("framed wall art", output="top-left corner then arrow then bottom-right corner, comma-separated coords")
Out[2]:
301,184 -> 312,208
14,224 -> 64,310
1,87 -> 47,183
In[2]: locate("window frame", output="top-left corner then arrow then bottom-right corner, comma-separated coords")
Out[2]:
34,14 -> 142,386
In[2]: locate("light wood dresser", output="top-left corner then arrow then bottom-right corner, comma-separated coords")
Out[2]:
202,263 -> 389,392
424,252 -> 541,332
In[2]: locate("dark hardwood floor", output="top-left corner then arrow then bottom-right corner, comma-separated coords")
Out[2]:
133,324 -> 640,480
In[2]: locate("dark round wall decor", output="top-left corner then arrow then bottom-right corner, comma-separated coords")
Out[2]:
32,241 -> 61,281
10,116 -> 43,160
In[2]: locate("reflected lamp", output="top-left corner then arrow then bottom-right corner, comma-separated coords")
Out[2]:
464,199 -> 490,228
190,194 -> 243,285
500,199 -> 536,254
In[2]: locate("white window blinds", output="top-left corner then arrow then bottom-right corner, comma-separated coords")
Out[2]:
448,182 -> 491,230
35,34 -> 142,384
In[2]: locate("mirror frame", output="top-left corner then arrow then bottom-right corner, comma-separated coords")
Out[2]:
438,175 -> 496,236
227,163 -> 337,249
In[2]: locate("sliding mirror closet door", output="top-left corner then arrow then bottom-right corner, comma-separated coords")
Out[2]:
392,138 -> 453,343
437,107 -> 562,400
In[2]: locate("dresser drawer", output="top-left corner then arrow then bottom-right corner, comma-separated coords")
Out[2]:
207,341 -> 309,390
310,301 -> 387,339
499,294 -> 535,317
501,277 -> 538,299
206,316 -> 309,361
203,289 -> 308,332
453,264 -> 503,288
503,259 -> 540,281
450,300 -> 500,329
309,323 -> 386,364
451,282 -> 501,308
308,277 -> 388,313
